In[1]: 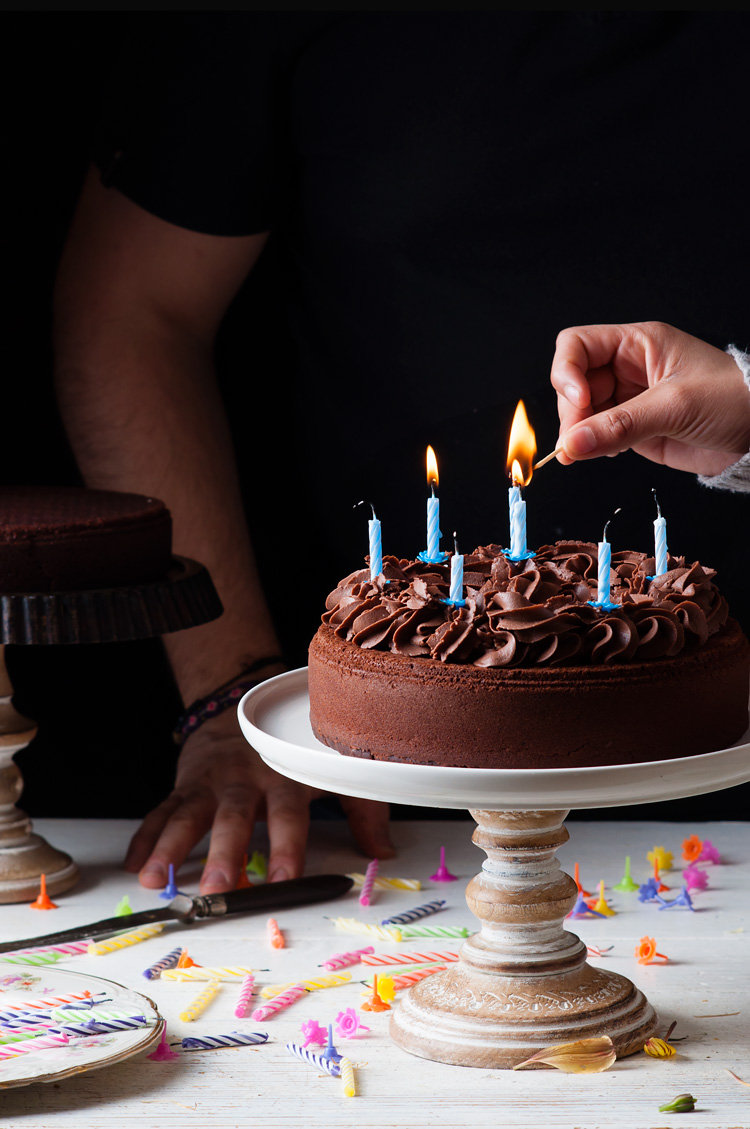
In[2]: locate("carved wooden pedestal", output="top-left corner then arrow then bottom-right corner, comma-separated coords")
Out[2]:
391,809 -> 656,1068
0,646 -> 78,903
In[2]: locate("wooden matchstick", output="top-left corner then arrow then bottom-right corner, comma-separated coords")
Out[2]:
533,445 -> 564,470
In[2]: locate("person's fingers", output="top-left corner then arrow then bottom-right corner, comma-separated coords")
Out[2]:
265,785 -> 312,883
339,796 -> 395,860
138,792 -> 216,889
200,782 -> 263,894
551,325 -> 630,405
561,380 -> 687,461
125,793 -> 183,875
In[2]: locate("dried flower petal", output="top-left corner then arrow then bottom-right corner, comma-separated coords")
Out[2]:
644,1037 -> 676,1058
658,1092 -> 696,1113
512,1035 -> 616,1073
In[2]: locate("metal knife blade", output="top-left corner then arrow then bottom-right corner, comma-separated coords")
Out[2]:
0,873 -> 353,953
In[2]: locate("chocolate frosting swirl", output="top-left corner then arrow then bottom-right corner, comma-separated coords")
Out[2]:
321,542 -> 728,667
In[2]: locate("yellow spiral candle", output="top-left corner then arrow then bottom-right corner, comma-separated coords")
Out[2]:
161,966 -> 255,982
330,917 -> 402,942
259,972 -> 352,998
347,873 -> 421,891
87,923 -> 165,955
340,1056 -> 356,1097
179,979 -> 221,1022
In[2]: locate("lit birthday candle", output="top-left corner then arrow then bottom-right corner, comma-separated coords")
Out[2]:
418,445 -> 447,563
506,401 -> 536,561
653,490 -> 668,576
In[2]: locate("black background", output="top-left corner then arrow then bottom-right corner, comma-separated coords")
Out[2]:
5,15 -> 748,823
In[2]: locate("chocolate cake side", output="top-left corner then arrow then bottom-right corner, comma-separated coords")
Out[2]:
309,620 -> 750,769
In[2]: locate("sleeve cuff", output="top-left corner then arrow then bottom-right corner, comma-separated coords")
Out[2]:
697,345 -> 750,494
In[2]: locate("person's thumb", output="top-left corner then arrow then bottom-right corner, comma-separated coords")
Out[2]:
561,381 -> 681,460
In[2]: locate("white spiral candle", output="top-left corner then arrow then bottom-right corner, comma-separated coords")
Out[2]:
368,515 -> 382,579
285,1041 -> 341,1076
181,1031 -> 268,1051
143,946 -> 183,980
426,495 -> 441,560
597,539 -> 612,604
56,1016 -> 151,1036
510,498 -> 527,558
654,513 -> 668,576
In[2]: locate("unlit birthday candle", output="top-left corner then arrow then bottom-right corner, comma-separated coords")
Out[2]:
322,946 -> 374,971
181,1031 -> 269,1051
331,917 -> 402,941
382,901 -> 447,926
355,500 -> 382,581
359,859 -> 379,907
5,992 -> 93,1013
162,966 -> 255,982
392,966 -> 447,990
401,924 -> 470,939
252,983 -> 308,1021
286,1041 -> 341,1076
340,1056 -> 356,1097
591,509 -> 621,609
234,974 -> 255,1018
362,950 -> 459,966
1,951 -> 63,967
88,923 -> 165,955
143,946 -> 183,980
259,973 -> 351,998
653,490 -> 668,576
179,980 -> 221,1022
347,873 -> 421,891
267,917 -> 285,949
57,1016 -> 152,1036
448,535 -> 464,606
0,1033 -> 70,1058
51,1008 -> 138,1024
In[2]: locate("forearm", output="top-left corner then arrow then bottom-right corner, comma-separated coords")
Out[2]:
53,316 -> 280,703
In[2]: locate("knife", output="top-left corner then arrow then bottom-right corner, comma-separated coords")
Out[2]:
0,874 -> 353,953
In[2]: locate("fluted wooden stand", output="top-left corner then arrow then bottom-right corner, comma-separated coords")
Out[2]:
0,646 -> 78,903
391,809 -> 657,1068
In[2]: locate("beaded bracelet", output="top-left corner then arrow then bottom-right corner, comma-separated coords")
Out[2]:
173,657 -> 284,747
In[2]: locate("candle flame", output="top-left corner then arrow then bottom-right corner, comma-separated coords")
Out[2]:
426,445 -> 439,492
507,401 -> 537,486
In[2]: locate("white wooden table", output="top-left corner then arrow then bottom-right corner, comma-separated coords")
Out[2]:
0,818 -> 748,1129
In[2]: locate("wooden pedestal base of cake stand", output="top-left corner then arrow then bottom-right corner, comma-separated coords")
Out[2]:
238,667 -> 750,1070
390,808 -> 654,1068
0,647 -> 78,904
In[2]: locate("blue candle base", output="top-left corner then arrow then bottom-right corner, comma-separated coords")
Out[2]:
440,598 -> 467,608
503,549 -> 536,562
417,550 -> 449,565
587,599 -> 619,612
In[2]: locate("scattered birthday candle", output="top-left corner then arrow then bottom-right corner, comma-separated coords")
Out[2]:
3,992 -> 93,1013
88,923 -> 165,955
391,966 -> 447,990
347,874 -> 421,891
179,980 -> 221,1022
143,947 -> 183,980
252,984 -> 308,1022
381,900 -> 446,926
400,924 -> 470,939
56,1016 -> 152,1036
339,1055 -> 356,1097
361,950 -> 459,966
322,946 -> 374,971
285,1041 -> 340,1076
180,1031 -> 269,1051
162,967 -> 256,982
259,973 -> 352,998
51,1008 -> 141,1024
430,846 -> 458,883
0,951 -> 63,967
22,940 -> 92,957
234,974 -> 255,1018
0,1033 -> 70,1058
330,918 -> 402,941
267,918 -> 285,949
359,859 -> 379,907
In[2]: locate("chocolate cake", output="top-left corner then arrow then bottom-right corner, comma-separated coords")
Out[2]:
0,486 -> 172,592
309,543 -> 750,768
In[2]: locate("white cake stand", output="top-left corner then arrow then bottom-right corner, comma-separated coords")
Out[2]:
239,668 -> 750,1070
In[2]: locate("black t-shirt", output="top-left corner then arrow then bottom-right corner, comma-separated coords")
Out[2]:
96,12 -> 747,658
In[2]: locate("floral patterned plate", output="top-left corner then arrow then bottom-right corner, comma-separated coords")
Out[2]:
0,962 -> 162,1090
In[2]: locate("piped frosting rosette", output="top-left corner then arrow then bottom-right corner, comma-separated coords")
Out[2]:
321,542 -> 727,668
